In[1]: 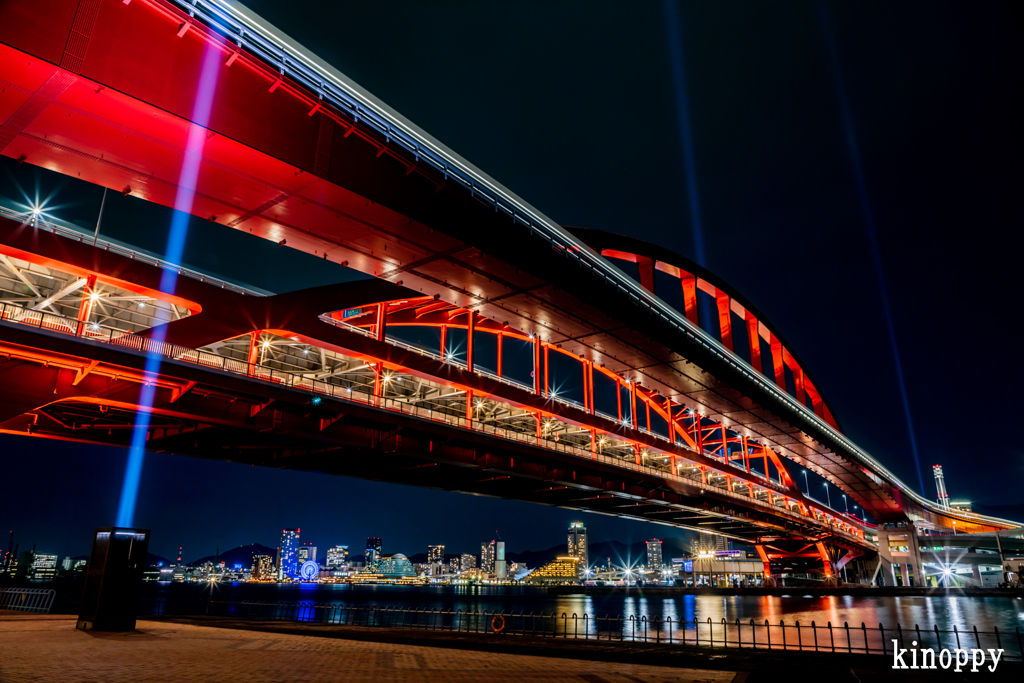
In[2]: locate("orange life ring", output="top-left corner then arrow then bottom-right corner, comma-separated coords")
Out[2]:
491,614 -> 506,633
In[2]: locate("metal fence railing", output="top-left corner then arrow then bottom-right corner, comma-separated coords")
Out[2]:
0,588 -> 56,613
138,598 -> 1024,661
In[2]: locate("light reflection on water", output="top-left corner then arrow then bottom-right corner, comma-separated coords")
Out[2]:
159,583 -> 1023,631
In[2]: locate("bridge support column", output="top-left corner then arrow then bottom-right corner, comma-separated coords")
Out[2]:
715,294 -> 734,351
874,526 -> 894,586
681,276 -> 699,325
246,331 -> 260,375
76,274 -> 97,329
466,311 -> 475,372
816,541 -> 837,587
375,303 -> 387,342
906,521 -> 924,587
496,332 -> 503,377
533,337 -> 541,394
755,545 -> 775,587
746,317 -> 762,373
629,381 -> 637,430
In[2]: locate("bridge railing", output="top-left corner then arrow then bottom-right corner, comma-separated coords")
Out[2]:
316,318 -> 800,500
0,588 -> 56,613
0,300 -> 864,544
139,598 -> 1024,662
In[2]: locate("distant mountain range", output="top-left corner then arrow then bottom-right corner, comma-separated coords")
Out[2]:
187,543 -> 277,569
146,552 -> 172,567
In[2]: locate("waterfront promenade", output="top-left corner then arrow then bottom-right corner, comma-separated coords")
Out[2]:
0,612 -> 733,683
4,611 -> 1023,682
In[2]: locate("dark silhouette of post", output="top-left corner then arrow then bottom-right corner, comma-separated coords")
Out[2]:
77,528 -> 150,632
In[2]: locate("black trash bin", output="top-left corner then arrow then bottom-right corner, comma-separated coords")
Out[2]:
77,528 -> 150,631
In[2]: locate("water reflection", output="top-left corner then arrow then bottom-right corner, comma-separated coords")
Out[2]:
143,583 -> 1020,631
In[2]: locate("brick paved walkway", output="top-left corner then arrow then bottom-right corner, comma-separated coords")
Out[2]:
0,614 -> 737,682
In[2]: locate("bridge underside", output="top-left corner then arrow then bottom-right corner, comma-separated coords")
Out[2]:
0,0 -> 912,526
0,0 -> 1015,540
0,318 -> 871,556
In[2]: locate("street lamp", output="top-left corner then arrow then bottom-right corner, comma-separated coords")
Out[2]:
801,470 -> 809,496
823,483 -> 832,508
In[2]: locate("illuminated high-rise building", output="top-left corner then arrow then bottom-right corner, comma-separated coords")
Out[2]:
325,545 -> 349,569
251,554 -> 274,581
646,539 -> 663,570
297,544 -> 317,565
480,541 -> 495,573
366,537 -> 383,563
495,541 -> 507,580
693,532 -> 729,556
461,553 -> 477,571
428,545 -> 444,563
567,521 -> 588,576
30,554 -> 57,581
279,529 -> 299,579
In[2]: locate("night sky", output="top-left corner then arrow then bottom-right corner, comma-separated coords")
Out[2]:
2,1 -> 1022,562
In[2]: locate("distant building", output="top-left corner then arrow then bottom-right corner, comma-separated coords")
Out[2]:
366,537 -> 383,563
61,556 -> 74,571
325,545 -> 349,569
461,553 -> 477,571
693,532 -> 728,556
949,501 -> 973,513
525,557 -> 580,585
30,554 -> 57,581
568,521 -> 588,577
495,541 -> 507,580
279,529 -> 300,579
481,541 -> 495,574
356,554 -> 418,582
428,545 -> 444,575
251,554 -> 275,581
447,558 -> 460,574
297,545 -> 317,564
646,539 -> 663,571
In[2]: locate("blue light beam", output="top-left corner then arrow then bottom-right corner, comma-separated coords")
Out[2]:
818,0 -> 925,493
662,0 -> 707,269
116,42 -> 223,527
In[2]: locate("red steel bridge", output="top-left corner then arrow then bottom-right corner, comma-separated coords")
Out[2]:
0,0 -> 1018,582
